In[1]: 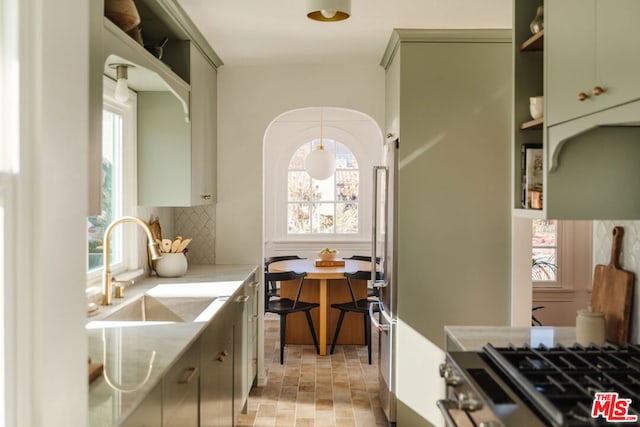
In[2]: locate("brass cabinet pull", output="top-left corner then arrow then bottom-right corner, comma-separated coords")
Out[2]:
577,92 -> 589,101
222,350 -> 229,357
217,355 -> 225,362
235,295 -> 250,304
592,86 -> 605,96
177,366 -> 199,384
200,194 -> 212,200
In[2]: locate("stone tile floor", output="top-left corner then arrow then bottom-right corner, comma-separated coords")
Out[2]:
237,317 -> 388,427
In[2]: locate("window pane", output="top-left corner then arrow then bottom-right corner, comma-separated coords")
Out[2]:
312,176 -> 335,202
288,203 -> 310,233
336,142 -> 358,169
88,110 -> 123,272
311,203 -> 335,233
288,171 -> 311,201
532,219 -> 557,282
288,144 -> 310,170
336,203 -> 358,233
533,219 -> 557,246
336,170 -> 358,201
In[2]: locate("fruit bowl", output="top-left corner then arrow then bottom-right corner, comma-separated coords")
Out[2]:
317,249 -> 339,261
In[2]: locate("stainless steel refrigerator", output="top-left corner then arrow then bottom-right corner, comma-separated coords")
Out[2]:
370,137 -> 399,424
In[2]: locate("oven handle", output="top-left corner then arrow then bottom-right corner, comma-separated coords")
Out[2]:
436,399 -> 459,427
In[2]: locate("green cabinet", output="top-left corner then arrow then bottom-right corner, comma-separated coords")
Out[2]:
546,0 -> 640,126
137,43 -> 217,207
200,304 -> 234,427
120,383 -> 163,427
162,340 -> 200,427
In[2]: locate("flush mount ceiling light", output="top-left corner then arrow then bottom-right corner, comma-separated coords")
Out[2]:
305,109 -> 335,180
108,63 -> 134,102
306,0 -> 350,21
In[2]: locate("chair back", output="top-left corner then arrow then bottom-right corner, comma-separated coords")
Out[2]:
265,255 -> 305,269
264,271 -> 307,309
346,255 -> 381,263
343,270 -> 381,306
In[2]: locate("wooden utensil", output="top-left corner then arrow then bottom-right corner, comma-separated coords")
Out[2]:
590,226 -> 635,346
161,239 -> 173,253
170,236 -> 182,253
176,238 -> 192,253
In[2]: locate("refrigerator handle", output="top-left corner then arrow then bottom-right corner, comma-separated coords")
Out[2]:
371,165 -> 388,284
369,302 -> 390,332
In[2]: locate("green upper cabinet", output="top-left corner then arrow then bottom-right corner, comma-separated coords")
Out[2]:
138,43 -> 217,207
546,0 -> 640,127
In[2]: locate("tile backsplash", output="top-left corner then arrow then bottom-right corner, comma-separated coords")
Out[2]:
175,205 -> 216,265
593,220 -> 640,343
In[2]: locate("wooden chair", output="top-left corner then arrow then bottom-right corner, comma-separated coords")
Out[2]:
329,270 -> 380,364
264,271 -> 320,364
264,255 -> 306,305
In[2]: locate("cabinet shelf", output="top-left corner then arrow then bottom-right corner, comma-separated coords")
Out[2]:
520,29 -> 544,52
519,117 -> 543,130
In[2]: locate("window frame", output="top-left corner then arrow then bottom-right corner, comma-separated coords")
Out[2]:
86,78 -> 138,285
286,138 -> 360,235
532,220 -> 562,288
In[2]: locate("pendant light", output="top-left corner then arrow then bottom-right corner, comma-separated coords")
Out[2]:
306,0 -> 350,22
305,109 -> 335,180
109,63 -> 133,102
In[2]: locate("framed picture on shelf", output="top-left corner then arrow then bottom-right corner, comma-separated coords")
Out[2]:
521,143 -> 543,209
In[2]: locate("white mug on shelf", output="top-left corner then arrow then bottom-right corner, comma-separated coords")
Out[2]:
529,96 -> 544,120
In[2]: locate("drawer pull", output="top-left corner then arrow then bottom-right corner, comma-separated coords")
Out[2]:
236,295 -> 250,303
178,366 -> 198,384
592,86 -> 605,96
577,92 -> 589,101
222,350 -> 229,357
200,194 -> 212,200
248,281 -> 259,289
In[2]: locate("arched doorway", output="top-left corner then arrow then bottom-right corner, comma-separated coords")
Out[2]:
263,107 -> 384,260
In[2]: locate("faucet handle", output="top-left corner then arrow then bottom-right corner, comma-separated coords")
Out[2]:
111,279 -> 134,299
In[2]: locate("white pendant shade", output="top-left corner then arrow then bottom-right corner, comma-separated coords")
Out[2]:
305,146 -> 335,180
306,0 -> 350,21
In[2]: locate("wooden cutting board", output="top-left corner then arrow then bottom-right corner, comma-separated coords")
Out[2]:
591,226 -> 635,346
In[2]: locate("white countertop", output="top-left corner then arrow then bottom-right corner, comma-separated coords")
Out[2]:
88,264 -> 258,427
444,325 -> 578,352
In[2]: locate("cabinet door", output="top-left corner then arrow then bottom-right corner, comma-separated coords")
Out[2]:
120,383 -> 162,427
547,0 -> 640,126
189,45 -> 217,205
138,91 -> 192,206
596,0 -> 640,112
200,309 -> 234,427
163,341 -> 200,427
545,0 -> 596,126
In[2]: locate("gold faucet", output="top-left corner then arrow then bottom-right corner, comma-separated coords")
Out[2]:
102,216 -> 162,305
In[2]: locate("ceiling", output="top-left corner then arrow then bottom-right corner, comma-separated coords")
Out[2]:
176,0 -> 512,66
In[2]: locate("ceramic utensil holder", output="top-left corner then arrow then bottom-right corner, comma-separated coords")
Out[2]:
155,253 -> 188,277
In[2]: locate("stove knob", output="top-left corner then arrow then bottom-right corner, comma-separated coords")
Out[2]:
457,392 -> 482,411
439,364 -> 462,385
438,362 -> 449,377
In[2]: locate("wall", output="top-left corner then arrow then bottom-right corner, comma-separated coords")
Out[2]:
216,63 -> 385,265
12,0 -> 90,425
593,221 -> 640,343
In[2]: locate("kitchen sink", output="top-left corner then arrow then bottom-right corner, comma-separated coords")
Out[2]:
102,295 -> 216,322
86,294 -> 218,329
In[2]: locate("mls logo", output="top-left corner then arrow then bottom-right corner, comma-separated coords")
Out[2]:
591,392 -> 639,422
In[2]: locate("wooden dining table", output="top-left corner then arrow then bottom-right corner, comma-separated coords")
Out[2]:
268,258 -> 375,356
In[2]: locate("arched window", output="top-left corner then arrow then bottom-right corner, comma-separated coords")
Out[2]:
287,139 -> 359,234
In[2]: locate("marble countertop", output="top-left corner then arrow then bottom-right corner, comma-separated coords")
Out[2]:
444,325 -> 578,352
88,264 -> 258,427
